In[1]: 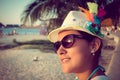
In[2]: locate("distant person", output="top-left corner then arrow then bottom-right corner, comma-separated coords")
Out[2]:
0,30 -> 3,38
12,28 -> 17,35
40,25 -> 47,35
106,26 -> 113,36
48,2 -> 108,80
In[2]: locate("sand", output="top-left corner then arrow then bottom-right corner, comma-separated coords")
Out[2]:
0,49 -> 74,80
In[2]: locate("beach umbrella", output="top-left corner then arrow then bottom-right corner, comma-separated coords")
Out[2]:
101,18 -> 113,27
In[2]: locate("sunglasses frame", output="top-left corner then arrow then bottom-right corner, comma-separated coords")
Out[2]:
54,34 -> 87,51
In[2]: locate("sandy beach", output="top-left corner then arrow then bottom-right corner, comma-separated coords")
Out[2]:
0,31 -> 119,80
0,49 -> 74,80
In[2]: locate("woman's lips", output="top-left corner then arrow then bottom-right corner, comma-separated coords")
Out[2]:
61,58 -> 71,63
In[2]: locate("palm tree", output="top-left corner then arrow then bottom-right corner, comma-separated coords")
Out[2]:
0,22 -> 5,28
21,0 -> 120,32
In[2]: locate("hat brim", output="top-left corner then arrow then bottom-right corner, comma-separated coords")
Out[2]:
48,26 -> 103,43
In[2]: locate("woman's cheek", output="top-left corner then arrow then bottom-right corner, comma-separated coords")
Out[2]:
70,42 -> 90,63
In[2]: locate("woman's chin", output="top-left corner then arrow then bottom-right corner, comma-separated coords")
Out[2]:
62,68 -> 73,73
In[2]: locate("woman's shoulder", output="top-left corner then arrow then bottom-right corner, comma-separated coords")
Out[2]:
91,75 -> 108,80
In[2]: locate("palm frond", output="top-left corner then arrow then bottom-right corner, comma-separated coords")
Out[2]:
21,0 -> 48,25
21,0 -> 120,27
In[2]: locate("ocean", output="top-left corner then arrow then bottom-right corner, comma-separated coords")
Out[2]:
0,27 -> 40,35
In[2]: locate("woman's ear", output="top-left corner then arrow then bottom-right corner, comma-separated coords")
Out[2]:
90,38 -> 101,53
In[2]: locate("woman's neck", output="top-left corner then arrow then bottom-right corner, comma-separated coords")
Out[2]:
75,69 -> 94,80
75,65 -> 105,80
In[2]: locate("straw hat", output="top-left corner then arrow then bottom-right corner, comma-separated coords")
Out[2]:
48,2 -> 105,43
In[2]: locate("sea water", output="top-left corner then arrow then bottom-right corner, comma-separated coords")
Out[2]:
0,27 -> 40,35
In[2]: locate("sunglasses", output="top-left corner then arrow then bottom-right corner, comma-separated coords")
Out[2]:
54,34 -> 87,51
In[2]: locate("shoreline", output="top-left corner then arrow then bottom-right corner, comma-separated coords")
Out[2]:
0,34 -> 48,44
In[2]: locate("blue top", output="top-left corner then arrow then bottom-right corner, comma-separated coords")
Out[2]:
74,65 -> 108,80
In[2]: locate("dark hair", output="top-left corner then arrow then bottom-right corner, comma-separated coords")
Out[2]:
78,31 -> 103,57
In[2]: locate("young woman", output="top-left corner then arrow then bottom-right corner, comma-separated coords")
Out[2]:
48,2 -> 108,80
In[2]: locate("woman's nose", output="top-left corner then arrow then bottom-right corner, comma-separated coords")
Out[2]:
57,46 -> 67,55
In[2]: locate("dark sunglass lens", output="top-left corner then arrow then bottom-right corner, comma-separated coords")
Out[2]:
54,42 -> 61,51
62,35 -> 74,48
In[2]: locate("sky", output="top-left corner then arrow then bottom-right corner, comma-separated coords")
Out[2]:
0,0 -> 33,25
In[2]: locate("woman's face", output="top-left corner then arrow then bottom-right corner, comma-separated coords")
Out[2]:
56,30 -> 94,73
